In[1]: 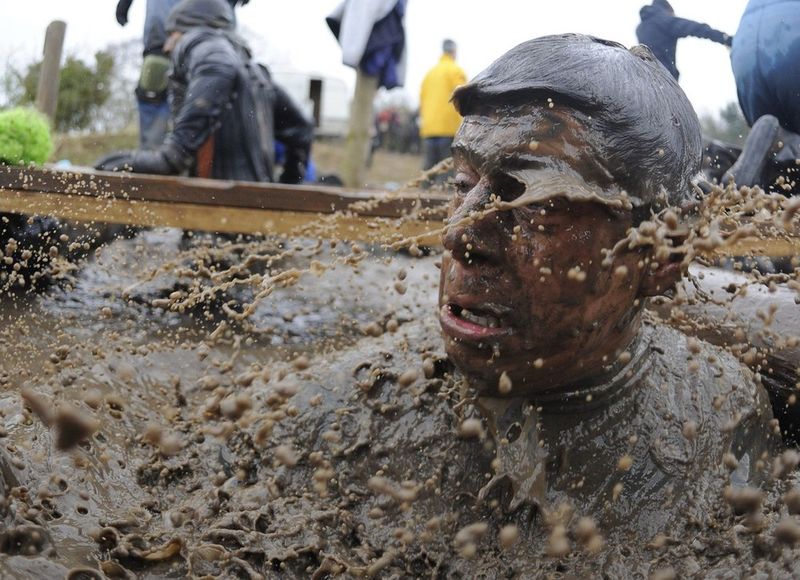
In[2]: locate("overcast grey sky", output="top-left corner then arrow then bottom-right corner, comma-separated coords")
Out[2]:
1,0 -> 747,118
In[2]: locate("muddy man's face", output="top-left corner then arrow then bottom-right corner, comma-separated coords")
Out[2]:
439,105 -> 653,396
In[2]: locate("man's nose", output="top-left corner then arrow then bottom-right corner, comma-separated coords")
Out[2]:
442,186 -> 503,265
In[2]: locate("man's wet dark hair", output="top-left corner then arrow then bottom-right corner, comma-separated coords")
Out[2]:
452,34 -> 702,213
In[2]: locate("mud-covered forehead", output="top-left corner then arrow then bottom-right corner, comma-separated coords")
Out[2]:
452,34 -> 703,215
452,106 -> 638,211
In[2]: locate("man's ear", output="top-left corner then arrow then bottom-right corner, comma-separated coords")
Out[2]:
639,259 -> 684,297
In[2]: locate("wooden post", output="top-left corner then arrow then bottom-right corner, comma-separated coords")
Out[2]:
342,70 -> 378,188
35,20 -> 67,125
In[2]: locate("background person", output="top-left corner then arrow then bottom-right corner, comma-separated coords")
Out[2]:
636,0 -> 732,80
731,0 -> 800,133
116,0 -> 181,150
98,0 -> 313,184
722,0 -> 800,190
116,0 -> 251,151
418,39 -> 466,170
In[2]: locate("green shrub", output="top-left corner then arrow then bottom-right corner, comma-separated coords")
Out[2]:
0,108 -> 53,165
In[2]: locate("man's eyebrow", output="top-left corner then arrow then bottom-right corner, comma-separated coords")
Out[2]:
450,144 -> 484,167
451,144 -> 547,174
494,154 -> 547,172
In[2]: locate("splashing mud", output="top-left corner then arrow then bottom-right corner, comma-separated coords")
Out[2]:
0,167 -> 799,578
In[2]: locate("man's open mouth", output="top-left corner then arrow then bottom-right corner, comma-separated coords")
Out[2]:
452,305 -> 502,328
439,303 -> 510,341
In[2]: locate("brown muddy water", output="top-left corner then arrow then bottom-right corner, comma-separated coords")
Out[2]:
0,182 -> 799,578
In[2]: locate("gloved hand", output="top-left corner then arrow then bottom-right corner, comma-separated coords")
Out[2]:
278,146 -> 309,184
116,0 -> 133,26
278,168 -> 303,184
95,149 -> 175,175
723,33 -> 733,48
278,157 -> 306,184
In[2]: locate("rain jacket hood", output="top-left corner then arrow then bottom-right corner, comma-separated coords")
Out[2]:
165,0 -> 234,33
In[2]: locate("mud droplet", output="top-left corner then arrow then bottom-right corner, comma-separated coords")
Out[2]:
722,452 -> 738,470
546,524 -> 570,558
54,405 -> 99,451
397,368 -> 419,388
498,371 -> 512,395
274,444 -> 298,467
723,485 -> 763,515
783,488 -> 800,515
774,518 -> 800,545
498,524 -> 519,549
454,522 -> 488,558
422,357 -> 435,379
292,355 -> 310,370
458,418 -> 485,439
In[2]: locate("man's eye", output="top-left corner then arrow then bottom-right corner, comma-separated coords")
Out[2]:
453,176 -> 474,194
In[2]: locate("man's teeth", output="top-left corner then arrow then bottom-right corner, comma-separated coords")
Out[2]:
460,308 -> 500,328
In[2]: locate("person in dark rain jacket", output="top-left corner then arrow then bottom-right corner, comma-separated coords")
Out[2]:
636,0 -> 732,80
98,0 -> 313,184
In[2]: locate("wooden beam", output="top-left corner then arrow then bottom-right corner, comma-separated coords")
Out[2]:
0,166 -> 797,256
0,166 -> 447,245
0,165 -> 448,217
0,189 -> 443,245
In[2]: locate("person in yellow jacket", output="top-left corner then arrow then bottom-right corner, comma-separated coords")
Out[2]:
419,39 -> 467,170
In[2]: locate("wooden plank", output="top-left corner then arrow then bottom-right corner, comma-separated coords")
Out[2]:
0,189 -> 444,246
0,166 -> 797,255
0,165 -> 449,218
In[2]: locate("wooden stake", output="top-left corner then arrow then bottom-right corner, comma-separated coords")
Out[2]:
342,70 -> 378,188
35,21 -> 67,125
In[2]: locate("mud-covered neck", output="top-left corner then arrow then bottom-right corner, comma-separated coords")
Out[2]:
469,325 -> 652,417
525,326 -> 653,414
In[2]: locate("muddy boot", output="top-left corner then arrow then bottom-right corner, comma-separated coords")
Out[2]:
723,114 -> 781,188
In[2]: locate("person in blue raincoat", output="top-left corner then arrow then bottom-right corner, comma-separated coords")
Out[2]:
731,0 -> 800,134
721,0 -> 800,190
